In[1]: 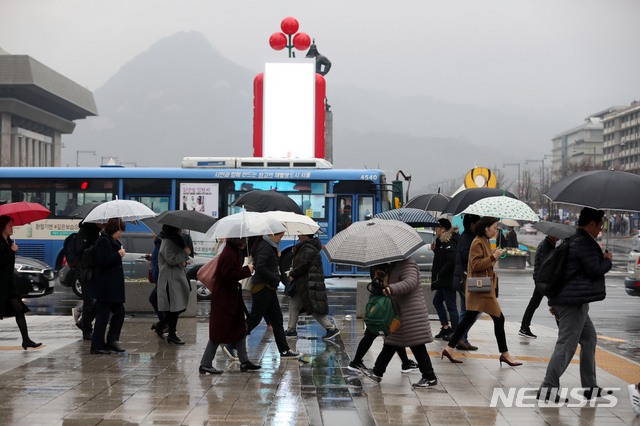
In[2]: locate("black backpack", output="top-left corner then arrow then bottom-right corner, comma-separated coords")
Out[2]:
63,233 -> 80,268
535,235 -> 575,298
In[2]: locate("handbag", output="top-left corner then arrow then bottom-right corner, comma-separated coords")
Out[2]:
466,274 -> 492,293
197,257 -> 219,292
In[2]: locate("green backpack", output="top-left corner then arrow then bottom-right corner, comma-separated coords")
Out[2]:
364,294 -> 397,336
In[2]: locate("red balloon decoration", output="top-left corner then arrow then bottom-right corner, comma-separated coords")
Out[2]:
280,17 -> 299,35
293,32 -> 311,51
269,32 -> 287,51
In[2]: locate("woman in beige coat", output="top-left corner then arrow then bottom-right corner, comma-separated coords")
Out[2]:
441,216 -> 522,367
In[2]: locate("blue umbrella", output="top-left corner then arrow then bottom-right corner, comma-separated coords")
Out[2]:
374,208 -> 439,227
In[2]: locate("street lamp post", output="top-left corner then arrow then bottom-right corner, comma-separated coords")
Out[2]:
76,150 -> 96,167
503,162 -> 521,198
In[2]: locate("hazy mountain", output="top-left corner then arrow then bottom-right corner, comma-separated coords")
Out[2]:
63,31 -> 573,190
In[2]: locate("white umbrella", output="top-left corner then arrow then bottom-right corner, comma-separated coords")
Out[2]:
204,211 -> 286,240
323,219 -> 425,267
83,199 -> 156,223
262,211 -> 320,236
461,196 -> 540,222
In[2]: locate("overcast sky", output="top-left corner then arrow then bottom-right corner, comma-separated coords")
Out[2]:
3,0 -> 639,114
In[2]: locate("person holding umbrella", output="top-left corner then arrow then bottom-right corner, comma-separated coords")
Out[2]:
75,221 -> 103,341
90,218 -> 127,354
0,215 -> 42,350
156,224 -> 192,345
442,216 -> 522,367
431,218 -> 459,341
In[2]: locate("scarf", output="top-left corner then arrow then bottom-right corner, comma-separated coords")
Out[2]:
262,235 -> 279,250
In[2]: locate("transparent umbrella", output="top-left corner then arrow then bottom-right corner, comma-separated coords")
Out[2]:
204,211 -> 287,240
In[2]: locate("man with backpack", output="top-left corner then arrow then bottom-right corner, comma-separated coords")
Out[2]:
519,234 -> 559,339
74,221 -> 102,340
538,208 -> 612,402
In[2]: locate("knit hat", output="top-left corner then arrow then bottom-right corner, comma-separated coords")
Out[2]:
437,218 -> 452,230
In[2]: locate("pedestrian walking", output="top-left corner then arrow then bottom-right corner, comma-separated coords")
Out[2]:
431,218 -> 459,341
519,234 -> 559,338
284,234 -> 339,340
538,208 -> 612,402
442,216 -> 522,367
199,238 -> 261,374
0,215 -> 41,350
156,225 -> 192,345
90,218 -> 126,354
246,232 -> 301,359
75,221 -> 102,341
361,258 -> 438,389
349,264 -> 419,374
451,213 -> 481,351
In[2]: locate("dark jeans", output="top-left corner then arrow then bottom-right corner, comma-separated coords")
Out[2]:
433,288 -> 459,329
449,310 -> 508,353
246,288 -> 289,353
457,289 -> 478,341
521,287 -> 544,328
373,344 -> 436,380
353,328 -> 411,365
91,301 -> 125,350
79,272 -> 96,335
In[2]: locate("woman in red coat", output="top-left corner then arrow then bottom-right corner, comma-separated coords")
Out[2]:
199,238 -> 261,374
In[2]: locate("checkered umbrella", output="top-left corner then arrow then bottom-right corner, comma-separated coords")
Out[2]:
323,219 -> 425,267
461,196 -> 539,222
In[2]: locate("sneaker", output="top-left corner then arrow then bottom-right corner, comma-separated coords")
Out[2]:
628,383 -> 640,417
401,359 -> 419,374
361,368 -> 382,383
348,360 -> 368,373
222,344 -> 239,360
583,386 -> 613,400
280,350 -> 302,359
284,329 -> 298,338
412,378 -> 437,388
323,328 -> 340,340
519,327 -> 537,339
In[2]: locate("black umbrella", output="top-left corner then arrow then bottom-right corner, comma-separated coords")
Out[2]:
68,201 -> 104,219
144,210 -> 216,234
373,208 -> 440,227
531,221 -> 576,239
405,193 -> 451,212
231,190 -> 303,214
442,188 -> 517,215
544,169 -> 640,212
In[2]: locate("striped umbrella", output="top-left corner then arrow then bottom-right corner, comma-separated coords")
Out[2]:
323,219 -> 425,267
373,208 -> 439,227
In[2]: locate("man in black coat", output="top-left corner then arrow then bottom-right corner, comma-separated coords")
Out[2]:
539,208 -> 612,402
75,221 -> 102,340
451,214 -> 481,351
519,234 -> 559,338
430,218 -> 459,341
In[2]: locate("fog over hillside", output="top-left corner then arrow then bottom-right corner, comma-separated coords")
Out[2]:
63,31 -> 575,193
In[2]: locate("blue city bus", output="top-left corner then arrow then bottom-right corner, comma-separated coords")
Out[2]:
0,158 -> 391,276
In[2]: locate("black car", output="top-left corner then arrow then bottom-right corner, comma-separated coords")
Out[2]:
14,256 -> 55,298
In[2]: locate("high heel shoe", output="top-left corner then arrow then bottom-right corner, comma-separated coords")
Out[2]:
499,355 -> 523,367
240,361 -> 262,372
166,335 -> 185,345
441,349 -> 463,364
22,340 -> 42,350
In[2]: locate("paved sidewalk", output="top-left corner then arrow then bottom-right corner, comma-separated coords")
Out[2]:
0,313 -> 638,425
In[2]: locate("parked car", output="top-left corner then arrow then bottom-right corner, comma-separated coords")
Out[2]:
14,256 -> 55,298
625,233 -> 640,297
520,223 -> 537,235
410,229 -> 435,275
62,232 -> 212,300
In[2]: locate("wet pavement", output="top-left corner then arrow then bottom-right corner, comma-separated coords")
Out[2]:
1,304 -> 639,425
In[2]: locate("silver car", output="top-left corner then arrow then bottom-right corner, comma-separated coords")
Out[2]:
410,229 -> 435,275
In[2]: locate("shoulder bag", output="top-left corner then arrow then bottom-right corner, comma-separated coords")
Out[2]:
466,272 -> 492,293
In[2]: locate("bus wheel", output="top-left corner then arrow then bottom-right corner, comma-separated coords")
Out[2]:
72,279 -> 83,299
